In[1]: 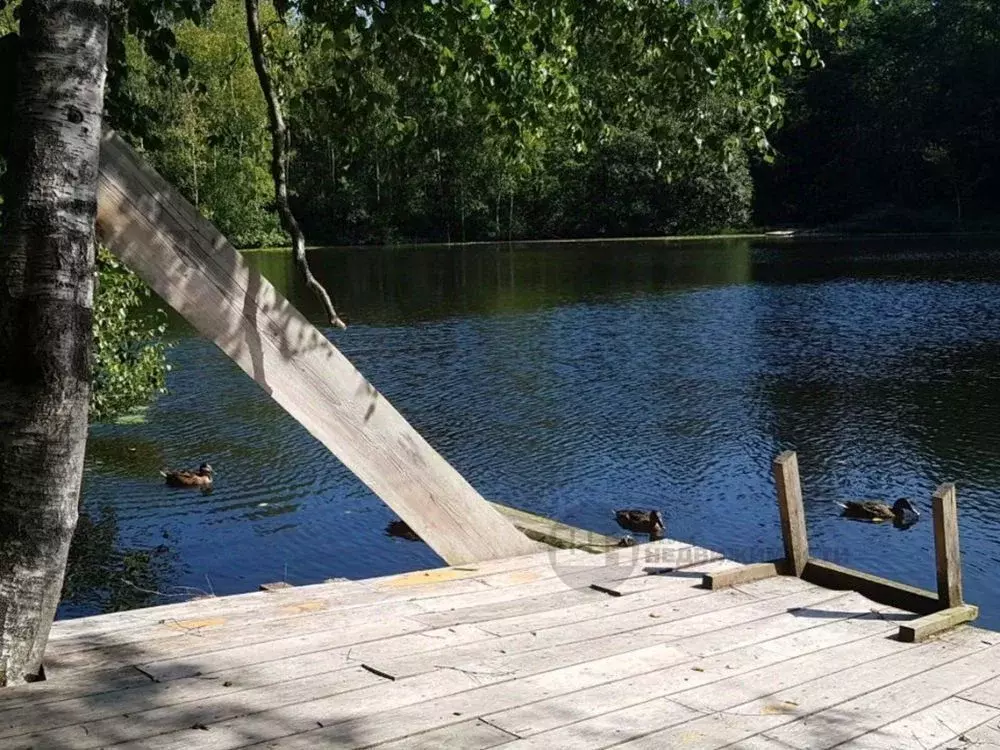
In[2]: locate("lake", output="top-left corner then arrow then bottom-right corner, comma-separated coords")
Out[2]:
66,236 -> 1000,630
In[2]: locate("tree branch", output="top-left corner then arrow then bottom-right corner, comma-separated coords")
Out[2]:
243,0 -> 346,330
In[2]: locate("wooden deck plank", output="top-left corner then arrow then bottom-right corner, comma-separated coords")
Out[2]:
760,643 -> 1000,749
237,642 -> 702,749
139,621 -> 494,683
95,644 -> 695,750
483,593 -> 905,738
1,625 -> 498,737
959,674 -> 1000,709
491,697 -> 702,750
98,131 -> 541,566
361,579 -> 828,681
834,697 -> 998,749
5,666 -> 383,748
45,605 -> 430,678
672,625 -> 991,716
591,558 -> 737,596
370,719 -> 517,750
623,630 -> 995,750
932,718 -> 1000,749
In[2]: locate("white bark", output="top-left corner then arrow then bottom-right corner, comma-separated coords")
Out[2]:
0,0 -> 109,686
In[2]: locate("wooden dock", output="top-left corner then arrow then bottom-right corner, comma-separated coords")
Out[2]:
2,537 -> 998,749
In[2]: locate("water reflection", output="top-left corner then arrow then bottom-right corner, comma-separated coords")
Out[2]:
72,237 -> 1000,630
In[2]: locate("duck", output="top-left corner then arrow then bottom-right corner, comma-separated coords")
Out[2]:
613,509 -> 665,540
838,498 -> 919,526
160,463 -> 213,489
386,519 -> 421,542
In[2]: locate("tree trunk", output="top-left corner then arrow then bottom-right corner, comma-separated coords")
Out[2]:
244,0 -> 345,329
0,0 -> 109,687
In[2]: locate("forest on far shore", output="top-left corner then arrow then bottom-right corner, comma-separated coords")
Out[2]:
3,0 -> 998,249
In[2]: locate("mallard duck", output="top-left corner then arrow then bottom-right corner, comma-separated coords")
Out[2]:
160,463 -> 213,489
838,498 -> 919,526
386,519 -> 421,542
614,509 -> 665,539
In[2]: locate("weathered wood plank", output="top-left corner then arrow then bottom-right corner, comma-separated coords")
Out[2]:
367,582 -> 841,681
932,717 -> 1000,749
834,697 -> 998,750
1,624 -> 498,738
673,624 -> 991,716
266,593 -> 901,750
934,482 -> 964,608
592,558 -> 736,596
370,719 -> 517,750
484,593 -> 904,739
760,643 -> 1000,749
958,672 -> 1000,709
136,619 -> 488,684
774,451 -> 809,575
802,558 -> 940,614
898,604 -> 978,642
232,643 -> 701,750
495,697 -> 702,750
609,629 -> 995,750
18,666 -> 468,750
44,602 -> 429,677
703,561 -> 784,590
96,130 -> 540,566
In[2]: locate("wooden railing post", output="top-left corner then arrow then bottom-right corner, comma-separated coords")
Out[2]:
933,483 -> 964,608
897,482 -> 977,641
774,451 -> 809,576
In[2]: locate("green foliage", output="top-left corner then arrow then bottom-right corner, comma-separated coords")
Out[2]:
90,247 -> 169,423
757,0 -> 1000,228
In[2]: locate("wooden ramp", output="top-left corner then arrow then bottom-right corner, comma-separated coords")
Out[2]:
2,538 -> 998,749
95,130 -> 540,566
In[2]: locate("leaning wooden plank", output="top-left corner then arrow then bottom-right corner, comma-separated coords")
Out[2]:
703,560 -> 785,590
898,604 -> 978,642
831,696 -> 998,750
802,558 -> 940,614
96,130 -> 540,566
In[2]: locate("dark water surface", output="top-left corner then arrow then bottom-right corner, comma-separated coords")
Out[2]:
65,237 -> 1000,630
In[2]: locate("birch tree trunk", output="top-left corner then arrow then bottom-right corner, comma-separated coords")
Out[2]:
0,0 -> 109,686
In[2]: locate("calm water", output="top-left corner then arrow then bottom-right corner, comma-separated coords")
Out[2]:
64,237 -> 1000,630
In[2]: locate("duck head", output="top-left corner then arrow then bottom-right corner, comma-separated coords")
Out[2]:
650,510 -> 665,536
892,498 -> 918,523
198,463 -> 214,477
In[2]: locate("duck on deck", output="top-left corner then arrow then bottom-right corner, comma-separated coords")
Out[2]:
2,533 -> 999,750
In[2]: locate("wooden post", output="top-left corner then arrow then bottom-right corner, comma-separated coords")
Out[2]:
774,451 -> 809,576
933,483 -> 964,608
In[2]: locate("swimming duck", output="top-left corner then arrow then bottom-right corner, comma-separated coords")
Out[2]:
838,498 -> 919,526
386,519 -> 421,542
614,509 -> 665,540
160,463 -> 213,489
